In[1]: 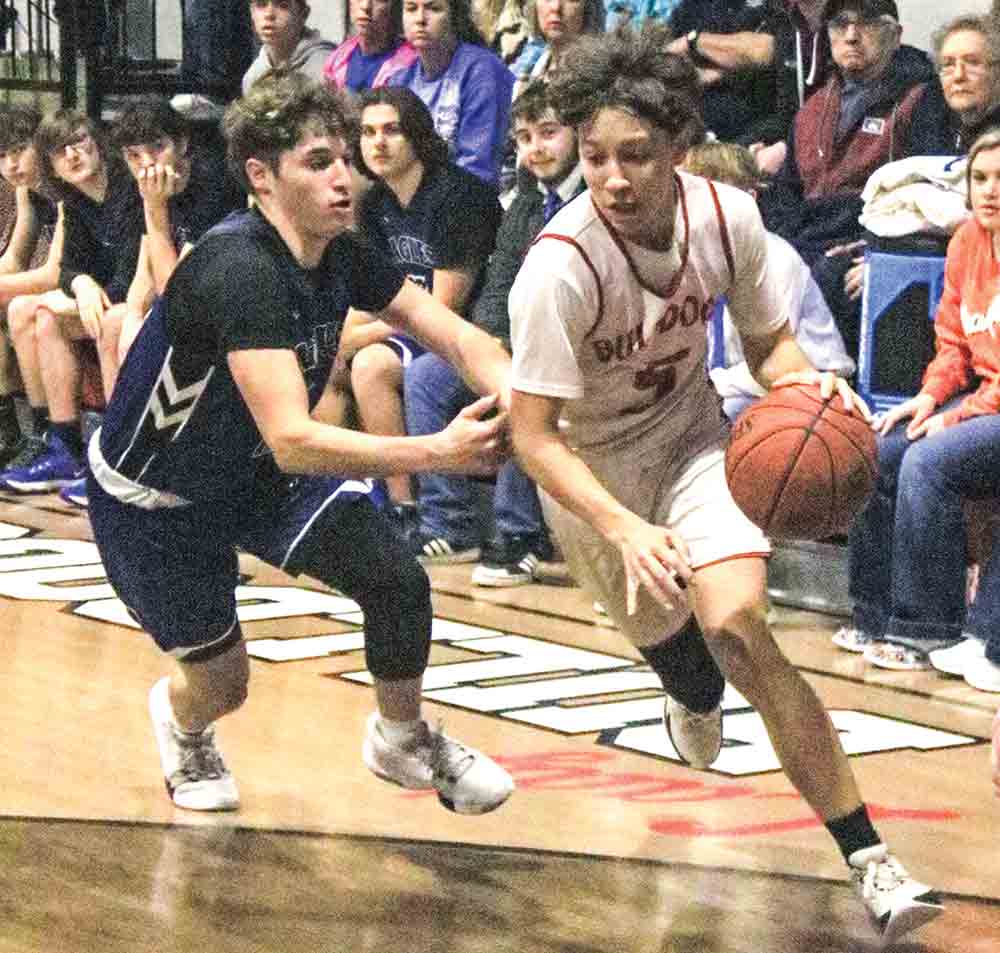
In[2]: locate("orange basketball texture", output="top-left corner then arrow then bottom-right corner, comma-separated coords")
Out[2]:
724,383 -> 877,540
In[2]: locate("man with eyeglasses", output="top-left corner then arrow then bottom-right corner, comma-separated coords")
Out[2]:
760,0 -> 953,364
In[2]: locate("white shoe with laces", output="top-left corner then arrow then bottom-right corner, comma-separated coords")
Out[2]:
362,713 -> 514,814
148,677 -> 239,811
832,626 -> 874,653
665,696 -> 723,769
849,845 -> 943,944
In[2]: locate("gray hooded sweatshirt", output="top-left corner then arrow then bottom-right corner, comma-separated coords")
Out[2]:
242,28 -> 336,94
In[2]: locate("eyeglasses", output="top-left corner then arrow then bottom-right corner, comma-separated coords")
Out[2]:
939,56 -> 995,77
827,13 -> 897,35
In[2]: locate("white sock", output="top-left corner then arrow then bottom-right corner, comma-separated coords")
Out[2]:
378,715 -> 424,745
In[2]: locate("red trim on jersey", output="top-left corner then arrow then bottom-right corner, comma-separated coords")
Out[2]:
706,179 -> 736,283
691,551 -> 771,572
530,232 -> 605,339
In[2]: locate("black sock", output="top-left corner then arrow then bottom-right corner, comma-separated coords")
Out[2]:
825,804 -> 881,863
639,616 -> 725,714
0,394 -> 19,444
30,405 -> 48,437
50,419 -> 83,459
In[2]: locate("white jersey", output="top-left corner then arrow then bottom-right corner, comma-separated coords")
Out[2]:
509,171 -> 789,461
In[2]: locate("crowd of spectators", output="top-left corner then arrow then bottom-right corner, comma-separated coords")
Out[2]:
8,0 -> 1000,719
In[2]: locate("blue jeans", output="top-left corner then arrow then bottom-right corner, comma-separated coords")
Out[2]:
404,352 -> 546,544
181,0 -> 254,97
848,395 -> 1000,660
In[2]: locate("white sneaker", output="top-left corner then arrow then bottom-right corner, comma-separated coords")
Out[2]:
929,637 -> 985,676
148,677 -> 239,811
832,626 -> 874,653
665,696 -> 723,769
849,845 -> 943,944
963,654 -> 1000,693
362,713 -> 514,814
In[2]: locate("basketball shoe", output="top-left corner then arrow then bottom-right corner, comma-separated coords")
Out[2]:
1,431 -> 83,492
848,845 -> 943,944
409,532 -> 480,565
362,713 -> 513,814
665,696 -> 723,769
149,677 -> 239,811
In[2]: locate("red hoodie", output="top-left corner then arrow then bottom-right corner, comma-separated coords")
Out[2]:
921,217 -> 1000,425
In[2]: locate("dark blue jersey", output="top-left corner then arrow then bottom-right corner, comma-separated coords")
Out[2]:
96,208 -> 405,513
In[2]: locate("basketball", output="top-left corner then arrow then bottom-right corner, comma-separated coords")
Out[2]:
724,382 -> 877,540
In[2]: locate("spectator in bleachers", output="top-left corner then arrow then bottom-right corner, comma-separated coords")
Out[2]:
682,141 -> 854,422
342,87 -> 501,537
243,0 -> 336,94
931,15 -> 1000,154
605,0 -> 680,34
324,0 -> 418,91
760,0 -> 953,364
407,79 -> 579,582
510,0 -> 605,100
835,129 -> 1000,691
388,0 -> 515,185
1,102 -> 240,507
474,0 -> 533,65
665,0 -> 791,148
174,0 -> 255,118
0,107 -> 61,468
0,112 -> 119,499
753,0 -> 832,175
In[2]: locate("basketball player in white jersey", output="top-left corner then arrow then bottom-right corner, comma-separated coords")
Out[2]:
507,24 -> 942,944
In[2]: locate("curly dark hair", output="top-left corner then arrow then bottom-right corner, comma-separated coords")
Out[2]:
355,86 -> 449,180
223,72 -> 356,192
111,96 -> 188,150
546,23 -> 703,146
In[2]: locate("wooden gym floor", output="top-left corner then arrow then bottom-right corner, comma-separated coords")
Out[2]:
0,490 -> 997,952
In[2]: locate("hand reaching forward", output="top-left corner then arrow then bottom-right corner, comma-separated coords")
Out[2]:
434,394 -> 510,476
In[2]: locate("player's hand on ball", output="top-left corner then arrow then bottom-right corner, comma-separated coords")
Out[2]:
773,369 -> 871,421
619,518 -> 692,615
437,394 -> 510,475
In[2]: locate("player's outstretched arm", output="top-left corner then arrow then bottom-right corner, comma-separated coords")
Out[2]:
229,347 -> 506,478
511,388 -> 690,613
376,279 -> 511,404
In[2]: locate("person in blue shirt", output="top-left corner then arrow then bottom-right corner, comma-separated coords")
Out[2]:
86,74 -> 515,817
389,0 -> 514,185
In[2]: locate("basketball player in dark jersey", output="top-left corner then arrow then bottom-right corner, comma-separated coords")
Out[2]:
87,74 -> 515,817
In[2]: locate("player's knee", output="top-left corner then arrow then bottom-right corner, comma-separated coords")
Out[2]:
34,306 -> 59,340
350,345 -> 400,394
700,608 -> 771,686
7,295 -> 36,336
360,560 -> 432,680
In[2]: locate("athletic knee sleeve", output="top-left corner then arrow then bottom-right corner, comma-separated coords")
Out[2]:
358,559 -> 433,680
639,616 -> 725,714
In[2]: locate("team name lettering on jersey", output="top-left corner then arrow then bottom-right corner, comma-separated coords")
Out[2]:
387,234 -> 435,268
591,294 -> 714,364
960,300 -> 1000,337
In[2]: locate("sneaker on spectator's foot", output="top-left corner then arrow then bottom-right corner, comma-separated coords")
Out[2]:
665,696 -> 723,769
863,641 -> 931,671
148,677 -> 239,811
963,654 -> 1000,693
849,845 -> 943,944
832,626 -> 874,653
409,532 -> 480,565
58,476 -> 88,508
471,533 -> 555,587
2,432 -> 83,493
362,713 -> 513,814
929,636 -> 985,676
0,435 -> 45,488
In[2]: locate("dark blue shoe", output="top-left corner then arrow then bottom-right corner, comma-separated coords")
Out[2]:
58,476 -> 88,508
2,433 -> 84,493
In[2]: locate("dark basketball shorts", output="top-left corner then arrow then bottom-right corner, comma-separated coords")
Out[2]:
88,472 -> 389,660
